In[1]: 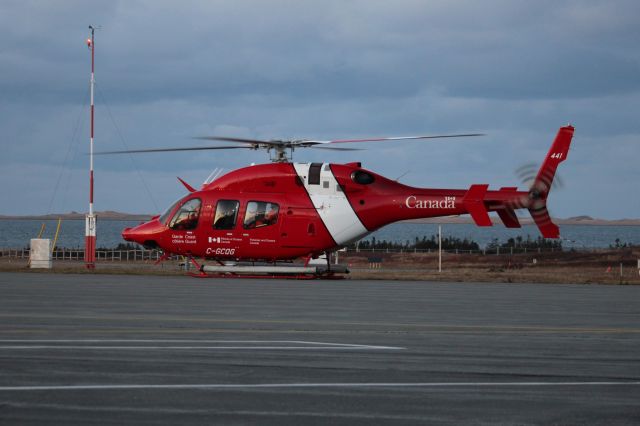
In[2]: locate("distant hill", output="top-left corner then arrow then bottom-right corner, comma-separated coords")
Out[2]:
0,211 -> 153,221
565,215 -> 594,221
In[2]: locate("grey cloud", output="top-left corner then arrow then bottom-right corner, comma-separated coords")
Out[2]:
1,0 -> 639,218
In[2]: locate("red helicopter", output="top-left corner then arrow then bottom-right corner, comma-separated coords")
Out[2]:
104,125 -> 574,277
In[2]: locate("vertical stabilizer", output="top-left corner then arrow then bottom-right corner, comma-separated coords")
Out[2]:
532,125 -> 574,199
528,125 -> 574,238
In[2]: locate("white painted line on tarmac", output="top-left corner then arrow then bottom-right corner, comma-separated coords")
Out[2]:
288,340 -> 400,350
0,340 -> 372,343
0,339 -> 404,351
0,382 -> 639,392
0,346 -> 402,350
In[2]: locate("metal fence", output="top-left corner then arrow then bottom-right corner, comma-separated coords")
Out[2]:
346,246 -> 567,255
0,248 -> 165,261
0,245 -> 623,262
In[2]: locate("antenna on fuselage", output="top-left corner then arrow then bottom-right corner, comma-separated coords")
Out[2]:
395,170 -> 411,182
203,168 -> 225,185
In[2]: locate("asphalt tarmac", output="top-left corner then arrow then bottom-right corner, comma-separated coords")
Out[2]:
0,272 -> 639,425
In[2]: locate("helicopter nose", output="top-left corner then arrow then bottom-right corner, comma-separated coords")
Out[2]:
122,227 -> 135,242
121,220 -> 164,249
122,227 -> 143,244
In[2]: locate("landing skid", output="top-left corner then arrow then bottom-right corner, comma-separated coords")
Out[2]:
187,260 -> 349,280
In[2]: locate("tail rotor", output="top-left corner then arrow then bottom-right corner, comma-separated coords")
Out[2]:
516,162 -> 564,193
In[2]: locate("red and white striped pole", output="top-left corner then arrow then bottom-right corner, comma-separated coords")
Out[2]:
85,26 -> 97,269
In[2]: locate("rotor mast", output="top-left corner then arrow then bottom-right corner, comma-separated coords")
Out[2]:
270,145 -> 291,162
85,26 -> 97,269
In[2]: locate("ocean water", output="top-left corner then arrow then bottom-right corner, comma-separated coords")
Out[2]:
0,220 -> 142,249
1,219 -> 639,250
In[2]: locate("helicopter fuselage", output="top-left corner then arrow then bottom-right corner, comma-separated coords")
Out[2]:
122,161 -> 524,261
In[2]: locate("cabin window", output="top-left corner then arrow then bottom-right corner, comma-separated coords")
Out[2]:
243,201 -> 279,229
351,170 -> 375,185
213,200 -> 240,230
168,198 -> 202,230
308,163 -> 322,185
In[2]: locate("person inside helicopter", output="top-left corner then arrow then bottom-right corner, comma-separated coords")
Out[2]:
214,200 -> 240,230
243,201 -> 279,229
262,203 -> 279,226
169,198 -> 201,230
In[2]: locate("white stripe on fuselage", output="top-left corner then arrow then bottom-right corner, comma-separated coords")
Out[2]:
294,163 -> 369,246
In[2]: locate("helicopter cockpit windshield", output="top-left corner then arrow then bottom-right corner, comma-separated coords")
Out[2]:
159,197 -> 183,226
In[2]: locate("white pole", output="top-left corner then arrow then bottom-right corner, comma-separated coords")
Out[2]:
84,26 -> 97,269
88,25 -> 95,216
438,225 -> 442,273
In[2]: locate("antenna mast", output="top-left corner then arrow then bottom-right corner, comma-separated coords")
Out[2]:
85,26 -> 97,269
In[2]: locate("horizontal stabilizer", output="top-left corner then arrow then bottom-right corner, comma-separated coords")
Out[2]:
496,187 -> 521,228
463,184 -> 492,227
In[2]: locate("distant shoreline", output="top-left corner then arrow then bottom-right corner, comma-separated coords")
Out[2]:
0,212 -> 153,221
1,212 -> 638,226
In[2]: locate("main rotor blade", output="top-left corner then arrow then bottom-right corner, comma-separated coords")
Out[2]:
194,136 -> 286,147
194,133 -> 485,148
309,146 -> 363,151
95,145 -> 253,155
303,133 -> 485,145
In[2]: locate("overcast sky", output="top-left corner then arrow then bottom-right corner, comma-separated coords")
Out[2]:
1,0 -> 639,218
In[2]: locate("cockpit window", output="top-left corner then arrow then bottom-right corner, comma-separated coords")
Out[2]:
351,170 -> 375,185
213,200 -> 240,230
168,198 -> 201,230
159,197 -> 182,225
244,201 -> 279,229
